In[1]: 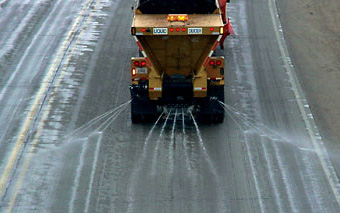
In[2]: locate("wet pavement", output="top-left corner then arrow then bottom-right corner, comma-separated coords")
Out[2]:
0,0 -> 339,212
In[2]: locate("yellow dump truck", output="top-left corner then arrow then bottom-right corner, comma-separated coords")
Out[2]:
130,0 -> 233,123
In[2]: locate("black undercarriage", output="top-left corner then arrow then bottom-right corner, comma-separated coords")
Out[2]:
130,80 -> 225,124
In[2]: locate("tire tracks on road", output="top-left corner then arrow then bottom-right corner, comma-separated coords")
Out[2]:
0,0 -> 101,207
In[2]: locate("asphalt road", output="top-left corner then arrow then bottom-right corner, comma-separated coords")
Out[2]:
0,0 -> 339,212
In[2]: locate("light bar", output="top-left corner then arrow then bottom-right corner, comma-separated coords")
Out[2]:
167,14 -> 188,22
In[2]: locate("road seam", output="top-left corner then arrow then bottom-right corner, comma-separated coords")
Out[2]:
268,0 -> 340,207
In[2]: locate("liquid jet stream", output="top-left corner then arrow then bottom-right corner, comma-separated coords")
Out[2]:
189,111 -> 228,212
219,101 -> 309,150
126,112 -> 164,213
151,110 -> 172,176
169,109 -> 177,175
64,100 -> 131,139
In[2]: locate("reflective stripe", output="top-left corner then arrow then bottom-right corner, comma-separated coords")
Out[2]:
136,41 -> 144,51
203,57 -> 210,67
194,87 -> 206,90
212,41 -> 218,51
208,77 -> 223,80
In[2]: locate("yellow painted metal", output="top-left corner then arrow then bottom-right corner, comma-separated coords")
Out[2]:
138,35 -> 217,77
131,12 -> 224,101
193,67 -> 208,98
148,67 -> 162,99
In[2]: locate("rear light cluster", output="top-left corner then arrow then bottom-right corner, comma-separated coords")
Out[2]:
170,28 -> 186,32
209,60 -> 222,66
132,60 -> 147,77
131,68 -> 137,76
133,61 -> 147,67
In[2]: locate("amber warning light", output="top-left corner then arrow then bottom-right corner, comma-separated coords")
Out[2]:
167,14 -> 188,22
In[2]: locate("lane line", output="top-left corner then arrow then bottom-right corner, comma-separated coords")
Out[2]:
226,112 -> 265,213
5,80 -> 57,213
0,0 -> 95,201
268,0 -> 340,206
0,0 -> 62,102
69,138 -> 88,213
190,112 -> 228,212
84,133 -> 103,213
224,3 -> 267,211
4,5 -> 97,207
0,0 -> 38,59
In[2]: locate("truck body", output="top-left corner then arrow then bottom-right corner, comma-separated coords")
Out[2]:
130,0 -> 233,123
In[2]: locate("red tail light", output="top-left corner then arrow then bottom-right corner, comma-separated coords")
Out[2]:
131,68 -> 137,76
216,60 -> 222,66
170,28 -> 174,32
141,28 -> 146,32
209,60 -> 215,66
210,27 -> 215,31
134,61 -> 140,67
176,28 -> 180,32
182,28 -> 186,32
141,61 -> 147,67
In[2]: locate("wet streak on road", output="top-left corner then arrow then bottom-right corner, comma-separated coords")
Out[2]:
0,0 -> 339,212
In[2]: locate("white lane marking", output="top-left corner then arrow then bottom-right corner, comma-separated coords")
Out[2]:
94,154 -> 108,212
0,0 -> 96,202
259,137 -> 285,213
223,107 -> 265,213
5,76 -> 59,212
268,0 -> 340,206
190,112 -> 228,212
0,0 -> 62,102
169,110 -> 177,175
227,3 -> 267,211
69,137 -> 88,213
84,133 -> 103,213
0,0 -> 38,59
4,11 -> 92,206
151,111 -> 171,176
269,140 -> 298,213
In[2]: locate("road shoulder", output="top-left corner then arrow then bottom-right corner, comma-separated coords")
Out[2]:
276,0 -> 340,174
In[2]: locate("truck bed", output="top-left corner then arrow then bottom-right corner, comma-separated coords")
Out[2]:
137,0 -> 218,14
132,14 -> 223,29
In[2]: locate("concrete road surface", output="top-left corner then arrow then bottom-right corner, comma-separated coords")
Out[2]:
0,0 -> 339,212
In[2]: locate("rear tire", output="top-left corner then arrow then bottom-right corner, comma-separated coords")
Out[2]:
130,85 -> 158,123
131,112 -> 142,123
197,86 -> 225,124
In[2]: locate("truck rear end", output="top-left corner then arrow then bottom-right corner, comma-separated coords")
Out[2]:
130,0 -> 233,123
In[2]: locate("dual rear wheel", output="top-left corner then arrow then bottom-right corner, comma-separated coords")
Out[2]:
130,86 -> 225,124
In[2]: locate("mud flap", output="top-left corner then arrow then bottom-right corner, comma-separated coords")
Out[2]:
197,86 -> 225,124
130,85 -> 158,123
